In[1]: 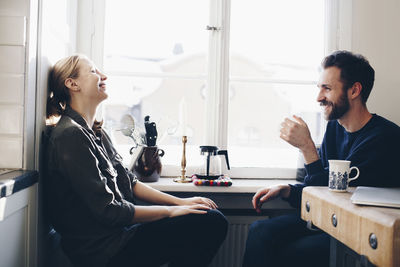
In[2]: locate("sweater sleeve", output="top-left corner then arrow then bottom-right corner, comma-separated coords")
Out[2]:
283,183 -> 305,209
304,159 -> 329,186
285,159 -> 328,208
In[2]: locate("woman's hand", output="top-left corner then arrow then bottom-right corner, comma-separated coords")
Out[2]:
133,182 -> 218,208
252,185 -> 291,213
168,204 -> 211,218
178,197 -> 218,209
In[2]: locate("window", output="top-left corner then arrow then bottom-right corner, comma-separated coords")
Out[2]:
88,0 -> 347,178
102,0 -> 210,176
227,0 -> 326,177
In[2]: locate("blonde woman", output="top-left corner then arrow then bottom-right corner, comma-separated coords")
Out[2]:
45,55 -> 227,267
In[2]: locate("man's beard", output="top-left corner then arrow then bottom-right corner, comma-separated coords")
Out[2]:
320,91 -> 350,120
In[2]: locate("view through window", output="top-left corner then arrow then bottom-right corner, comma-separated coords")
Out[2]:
101,0 -> 326,177
227,0 -> 325,170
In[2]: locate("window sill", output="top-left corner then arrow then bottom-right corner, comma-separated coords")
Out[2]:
0,170 -> 38,199
147,177 -> 298,193
145,177 -> 300,211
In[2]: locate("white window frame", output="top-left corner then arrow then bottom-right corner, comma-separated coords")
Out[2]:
78,0 -> 352,179
35,0 -> 78,169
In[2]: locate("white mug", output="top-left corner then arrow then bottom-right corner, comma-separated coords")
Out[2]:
328,160 -> 360,192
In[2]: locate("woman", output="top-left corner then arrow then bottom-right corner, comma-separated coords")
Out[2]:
45,55 -> 228,267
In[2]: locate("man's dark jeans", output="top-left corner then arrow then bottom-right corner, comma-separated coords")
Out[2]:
242,213 -> 330,267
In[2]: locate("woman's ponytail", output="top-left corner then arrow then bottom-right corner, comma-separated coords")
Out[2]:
46,55 -> 82,123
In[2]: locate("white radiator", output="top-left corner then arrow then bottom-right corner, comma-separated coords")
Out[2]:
209,215 -> 267,267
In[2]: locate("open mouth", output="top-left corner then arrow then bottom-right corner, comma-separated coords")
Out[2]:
323,105 -> 332,112
320,101 -> 332,110
99,82 -> 106,90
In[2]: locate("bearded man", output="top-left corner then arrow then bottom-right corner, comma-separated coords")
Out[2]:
242,51 -> 400,267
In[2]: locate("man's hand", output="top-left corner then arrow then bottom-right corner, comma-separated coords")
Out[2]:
280,115 -> 313,149
252,185 -> 291,213
178,197 -> 218,209
280,115 -> 319,164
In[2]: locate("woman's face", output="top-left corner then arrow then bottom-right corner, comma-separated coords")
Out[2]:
75,57 -> 108,104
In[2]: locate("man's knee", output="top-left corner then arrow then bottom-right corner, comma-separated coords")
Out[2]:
248,219 -> 265,237
246,218 -> 279,250
248,218 -> 279,240
247,214 -> 304,245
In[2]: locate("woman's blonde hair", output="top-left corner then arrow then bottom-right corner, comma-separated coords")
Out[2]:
46,54 -> 85,119
46,54 -> 103,131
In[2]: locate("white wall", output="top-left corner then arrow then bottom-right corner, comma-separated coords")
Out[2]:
0,2 -> 26,169
0,0 -> 37,170
351,0 -> 400,125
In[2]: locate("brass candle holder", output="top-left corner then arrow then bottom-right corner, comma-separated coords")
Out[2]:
174,136 -> 192,183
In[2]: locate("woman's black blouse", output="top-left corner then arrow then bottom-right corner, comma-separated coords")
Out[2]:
46,107 -> 139,266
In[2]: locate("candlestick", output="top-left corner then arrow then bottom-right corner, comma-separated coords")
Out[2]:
174,136 -> 192,183
179,98 -> 187,135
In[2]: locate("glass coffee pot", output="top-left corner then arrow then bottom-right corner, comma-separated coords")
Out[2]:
196,146 -> 230,179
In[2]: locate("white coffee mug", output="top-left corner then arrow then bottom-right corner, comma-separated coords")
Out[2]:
328,160 -> 360,192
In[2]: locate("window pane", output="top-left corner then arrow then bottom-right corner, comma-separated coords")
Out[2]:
103,0 -> 209,74
102,0 -> 210,168
227,82 -> 324,168
228,0 -> 325,169
103,75 -> 207,167
230,0 -> 325,80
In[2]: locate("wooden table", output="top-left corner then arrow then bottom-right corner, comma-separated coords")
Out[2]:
301,187 -> 400,267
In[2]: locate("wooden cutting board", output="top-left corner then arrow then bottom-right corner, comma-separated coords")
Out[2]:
301,186 -> 400,267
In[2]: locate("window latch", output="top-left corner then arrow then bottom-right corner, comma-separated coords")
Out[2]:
206,25 -> 221,31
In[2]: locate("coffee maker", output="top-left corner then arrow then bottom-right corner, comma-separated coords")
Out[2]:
195,146 -> 230,179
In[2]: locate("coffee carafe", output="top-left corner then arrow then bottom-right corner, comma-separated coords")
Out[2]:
196,146 -> 230,179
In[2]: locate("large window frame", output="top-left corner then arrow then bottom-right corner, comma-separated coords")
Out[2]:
77,0 -> 352,179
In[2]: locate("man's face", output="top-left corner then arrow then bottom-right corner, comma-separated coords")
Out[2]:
317,66 -> 350,120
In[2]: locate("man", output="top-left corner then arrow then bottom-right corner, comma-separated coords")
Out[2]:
242,51 -> 400,267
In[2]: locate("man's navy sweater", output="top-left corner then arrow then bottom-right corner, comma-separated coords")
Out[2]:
286,114 -> 400,208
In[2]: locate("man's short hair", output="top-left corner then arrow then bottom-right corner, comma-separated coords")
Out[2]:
322,51 -> 375,103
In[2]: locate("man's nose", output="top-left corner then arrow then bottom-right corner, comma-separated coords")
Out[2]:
316,89 -> 325,102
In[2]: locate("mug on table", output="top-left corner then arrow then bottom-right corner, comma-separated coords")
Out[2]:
328,160 -> 359,192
